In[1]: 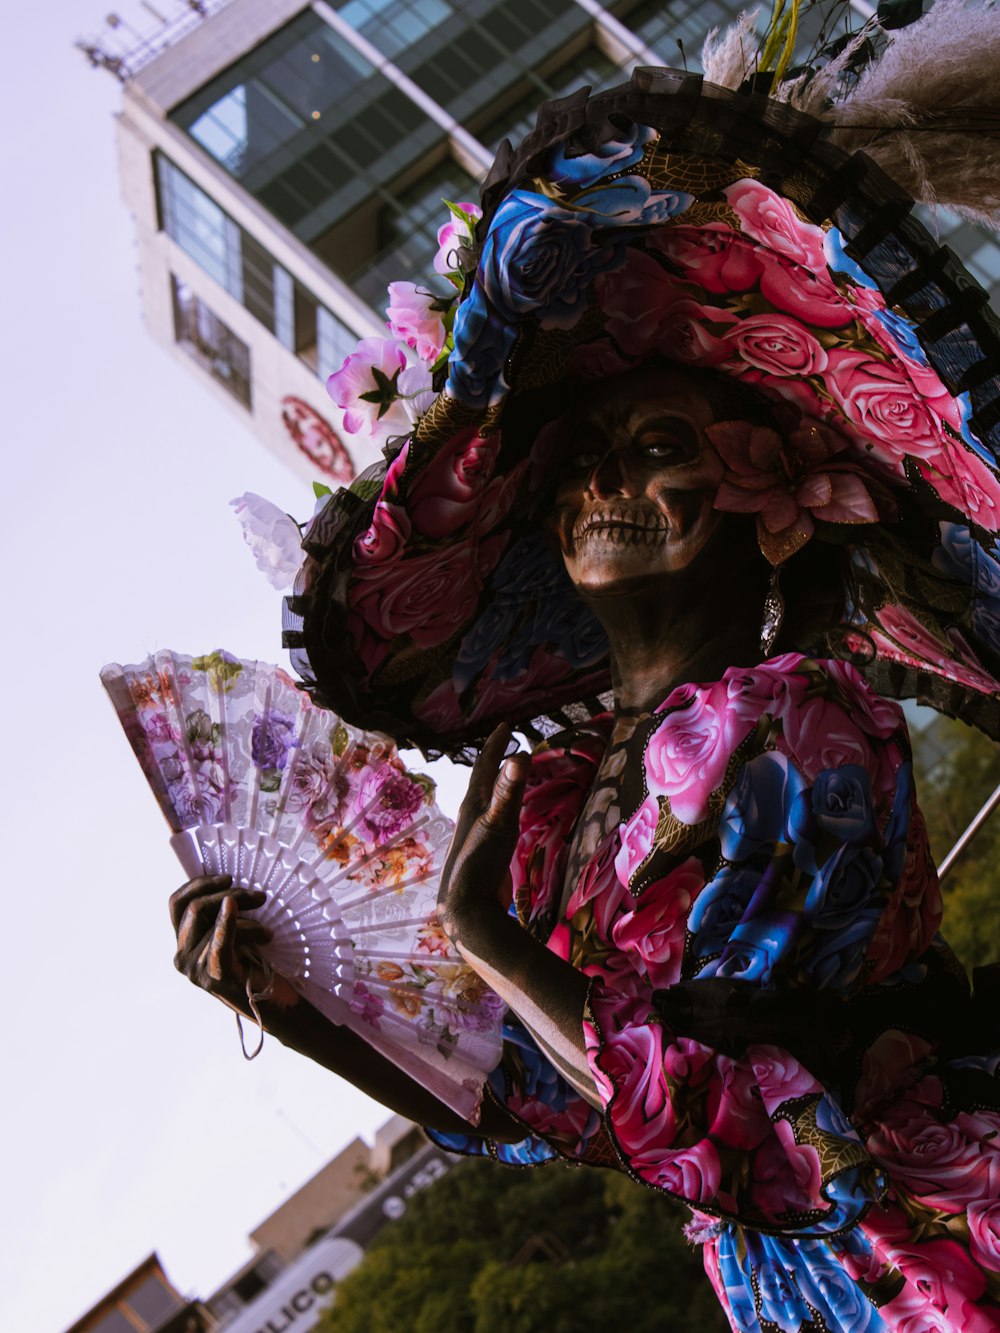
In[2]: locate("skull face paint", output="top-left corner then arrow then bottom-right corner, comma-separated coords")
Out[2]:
549,367 -> 727,594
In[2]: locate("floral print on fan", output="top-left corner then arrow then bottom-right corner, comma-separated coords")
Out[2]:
103,649 -> 504,1120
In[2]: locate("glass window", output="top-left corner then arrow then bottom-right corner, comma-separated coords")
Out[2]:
157,154 -> 241,296
336,0 -> 454,60
349,156 -> 476,306
172,10 -> 440,245
242,232 -> 276,334
174,11 -> 375,182
610,0 -> 741,67
477,47 -> 624,151
970,242 -> 1000,284
157,153 -> 363,369
172,276 -> 252,407
318,305 -> 361,380
188,81 -> 303,178
125,1275 -> 180,1325
273,267 -> 356,379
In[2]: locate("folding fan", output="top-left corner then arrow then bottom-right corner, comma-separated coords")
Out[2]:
100,649 -> 503,1121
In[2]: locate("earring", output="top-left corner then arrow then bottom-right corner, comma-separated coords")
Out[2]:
760,564 -> 785,657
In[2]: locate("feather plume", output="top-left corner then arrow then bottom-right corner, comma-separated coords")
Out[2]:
702,10 -> 762,90
813,0 -> 1000,229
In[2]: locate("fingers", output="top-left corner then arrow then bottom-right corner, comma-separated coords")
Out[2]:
208,895 -> 239,984
174,886 -> 258,956
170,875 -> 265,934
172,874 -> 271,1001
170,874 -> 232,932
481,753 -> 530,833
465,725 -> 514,811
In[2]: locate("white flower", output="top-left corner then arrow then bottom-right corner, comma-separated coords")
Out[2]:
397,364 -> 435,425
230,493 -> 304,591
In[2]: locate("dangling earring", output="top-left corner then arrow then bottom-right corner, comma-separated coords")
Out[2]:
760,564 -> 785,657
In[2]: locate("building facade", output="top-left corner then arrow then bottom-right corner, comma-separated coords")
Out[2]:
91,0 -> 1000,483
66,1117 -> 449,1333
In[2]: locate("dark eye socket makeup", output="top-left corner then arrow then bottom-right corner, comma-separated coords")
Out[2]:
562,415 -> 702,473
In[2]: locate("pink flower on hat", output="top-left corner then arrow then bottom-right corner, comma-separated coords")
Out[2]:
651,223 -> 764,295
597,250 -> 735,362
327,337 -> 408,436
720,312 -> 829,379
386,282 -> 447,364
826,349 -> 953,463
327,338 -> 434,449
710,417 -> 881,562
724,179 -> 827,273
433,202 -> 481,279
918,438 -> 1000,533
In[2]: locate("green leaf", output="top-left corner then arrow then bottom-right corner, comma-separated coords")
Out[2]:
331,722 -> 350,757
357,365 -> 402,418
412,771 -> 437,801
260,768 -> 281,793
442,197 -> 478,230
313,481 -> 333,498
192,651 -> 244,693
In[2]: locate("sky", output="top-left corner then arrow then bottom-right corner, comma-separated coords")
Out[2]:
1,7 -> 469,1328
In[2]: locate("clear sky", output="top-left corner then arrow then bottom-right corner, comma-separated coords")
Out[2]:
1,7 -> 469,1328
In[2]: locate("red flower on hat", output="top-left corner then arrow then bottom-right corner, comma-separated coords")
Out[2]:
709,417 -> 882,563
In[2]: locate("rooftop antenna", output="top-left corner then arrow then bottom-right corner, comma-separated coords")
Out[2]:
76,0 -> 232,81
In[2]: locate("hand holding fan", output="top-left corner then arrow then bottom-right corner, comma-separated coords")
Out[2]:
100,649 -> 504,1121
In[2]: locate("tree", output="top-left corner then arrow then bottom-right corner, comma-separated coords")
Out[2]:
316,1158 -> 729,1333
911,712 -> 1000,974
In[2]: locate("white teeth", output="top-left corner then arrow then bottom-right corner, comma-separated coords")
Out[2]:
574,509 -> 671,544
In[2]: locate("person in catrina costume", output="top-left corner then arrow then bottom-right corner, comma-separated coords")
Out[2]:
172,3 -> 1000,1328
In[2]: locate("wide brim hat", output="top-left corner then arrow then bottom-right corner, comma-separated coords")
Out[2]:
283,64 -> 1000,757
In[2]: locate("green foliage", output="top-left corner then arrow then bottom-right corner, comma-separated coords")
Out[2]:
315,1160 -> 729,1333
911,713 -> 1000,973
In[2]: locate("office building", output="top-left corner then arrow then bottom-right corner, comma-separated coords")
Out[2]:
84,0 -> 1000,482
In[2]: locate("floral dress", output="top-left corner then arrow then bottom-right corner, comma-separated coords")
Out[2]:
428,653 -> 1000,1332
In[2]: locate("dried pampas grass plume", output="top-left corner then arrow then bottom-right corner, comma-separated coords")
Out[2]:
816,0 -> 1000,230
702,10 -> 762,91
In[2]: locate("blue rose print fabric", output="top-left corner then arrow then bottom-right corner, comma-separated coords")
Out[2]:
429,656 -> 1000,1330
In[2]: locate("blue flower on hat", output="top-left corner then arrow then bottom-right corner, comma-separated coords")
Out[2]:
479,182 -> 691,330
689,865 -> 762,958
824,226 -> 878,289
547,122 -> 656,190
445,284 -> 516,407
804,844 -> 883,929
870,305 -> 929,368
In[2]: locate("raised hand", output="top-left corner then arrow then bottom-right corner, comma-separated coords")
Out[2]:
166,877 -> 527,1138
169,874 -> 286,1017
438,724 -> 529,946
437,728 -> 598,1107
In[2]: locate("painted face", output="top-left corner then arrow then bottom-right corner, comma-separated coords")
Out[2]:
549,367 -> 727,594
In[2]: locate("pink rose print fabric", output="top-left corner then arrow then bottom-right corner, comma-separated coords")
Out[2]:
427,657 -> 1000,1331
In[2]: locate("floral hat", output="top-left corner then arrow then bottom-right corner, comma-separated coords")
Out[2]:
283,47 -> 1000,756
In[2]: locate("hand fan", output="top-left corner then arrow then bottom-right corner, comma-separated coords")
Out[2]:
100,648 -> 503,1121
